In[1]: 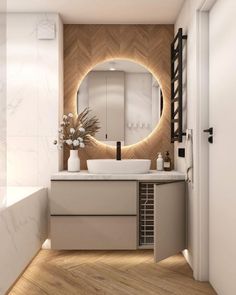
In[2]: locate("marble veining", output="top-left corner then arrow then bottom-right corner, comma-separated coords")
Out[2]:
0,10 -> 6,207
6,13 -> 63,187
51,170 -> 185,181
0,187 -> 48,295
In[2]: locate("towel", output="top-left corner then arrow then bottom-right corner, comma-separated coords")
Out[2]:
185,129 -> 193,183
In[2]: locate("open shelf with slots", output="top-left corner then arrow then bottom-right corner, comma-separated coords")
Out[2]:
139,182 -> 154,248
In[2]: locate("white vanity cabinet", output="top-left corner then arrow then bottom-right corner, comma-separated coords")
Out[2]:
50,171 -> 186,261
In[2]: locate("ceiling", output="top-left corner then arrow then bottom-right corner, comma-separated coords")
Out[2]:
6,0 -> 184,24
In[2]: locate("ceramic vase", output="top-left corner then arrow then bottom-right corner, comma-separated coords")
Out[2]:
68,150 -> 80,172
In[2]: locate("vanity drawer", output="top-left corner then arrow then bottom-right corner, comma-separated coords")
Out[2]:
50,181 -> 137,215
51,216 -> 137,250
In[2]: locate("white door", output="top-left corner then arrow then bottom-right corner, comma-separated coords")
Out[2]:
88,71 -> 125,141
88,72 -> 107,141
106,72 -> 125,141
208,1 -> 236,293
154,181 -> 186,262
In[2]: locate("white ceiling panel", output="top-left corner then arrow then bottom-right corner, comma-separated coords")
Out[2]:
6,0 -> 184,24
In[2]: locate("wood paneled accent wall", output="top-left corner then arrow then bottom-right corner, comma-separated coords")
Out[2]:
64,25 -> 174,169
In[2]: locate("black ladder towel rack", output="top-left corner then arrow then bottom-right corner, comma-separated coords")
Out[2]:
170,28 -> 187,143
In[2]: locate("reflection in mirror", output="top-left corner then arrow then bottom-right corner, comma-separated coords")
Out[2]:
77,60 -> 163,146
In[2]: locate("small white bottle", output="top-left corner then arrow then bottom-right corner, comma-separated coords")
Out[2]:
156,153 -> 164,171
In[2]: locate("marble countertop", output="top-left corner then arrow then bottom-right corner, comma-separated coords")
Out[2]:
51,170 -> 186,181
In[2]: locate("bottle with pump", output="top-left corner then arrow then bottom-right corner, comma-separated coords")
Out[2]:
164,151 -> 171,171
156,153 -> 164,171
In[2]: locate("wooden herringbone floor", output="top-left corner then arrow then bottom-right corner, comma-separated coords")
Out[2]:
9,250 -> 216,295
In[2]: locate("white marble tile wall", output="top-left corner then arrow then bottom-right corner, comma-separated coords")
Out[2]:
0,10 -> 6,207
0,187 -> 48,295
7,13 -> 63,187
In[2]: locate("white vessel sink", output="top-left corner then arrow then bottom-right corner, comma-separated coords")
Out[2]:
87,159 -> 151,174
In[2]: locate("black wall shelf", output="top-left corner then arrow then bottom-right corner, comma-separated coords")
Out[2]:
170,28 -> 187,143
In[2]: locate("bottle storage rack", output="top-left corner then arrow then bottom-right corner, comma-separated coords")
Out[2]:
139,182 -> 154,248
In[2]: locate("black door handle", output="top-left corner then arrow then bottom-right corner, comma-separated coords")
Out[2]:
204,127 -> 213,144
208,136 -> 213,144
203,127 -> 213,135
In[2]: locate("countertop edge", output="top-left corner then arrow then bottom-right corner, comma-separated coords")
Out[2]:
51,170 -> 186,181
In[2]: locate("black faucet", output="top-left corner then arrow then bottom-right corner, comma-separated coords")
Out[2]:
116,141 -> 121,160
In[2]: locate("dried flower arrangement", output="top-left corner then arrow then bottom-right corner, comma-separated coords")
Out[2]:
54,108 -> 100,150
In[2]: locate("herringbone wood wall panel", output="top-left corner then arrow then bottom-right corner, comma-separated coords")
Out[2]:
64,25 -> 174,169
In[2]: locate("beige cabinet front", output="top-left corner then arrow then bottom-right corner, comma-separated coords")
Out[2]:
51,181 -> 137,215
154,182 -> 186,262
51,216 -> 137,250
50,180 -> 138,250
50,180 -> 186,254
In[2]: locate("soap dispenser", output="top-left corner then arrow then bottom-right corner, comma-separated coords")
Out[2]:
164,151 -> 172,171
156,153 -> 164,171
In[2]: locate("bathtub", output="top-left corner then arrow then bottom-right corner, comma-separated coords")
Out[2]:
0,187 -> 48,295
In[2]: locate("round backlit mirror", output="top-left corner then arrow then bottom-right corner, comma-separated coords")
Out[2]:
77,59 -> 163,146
